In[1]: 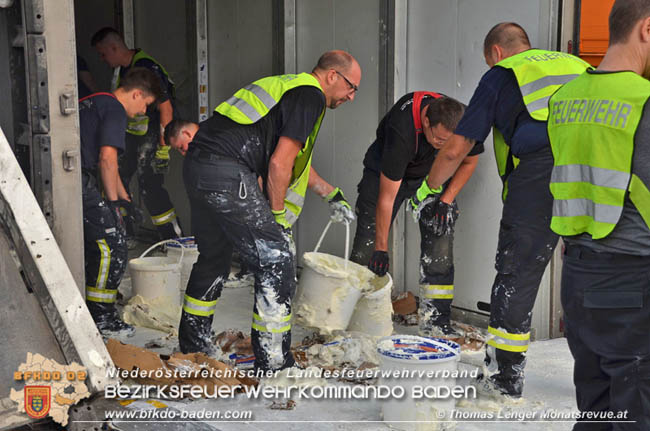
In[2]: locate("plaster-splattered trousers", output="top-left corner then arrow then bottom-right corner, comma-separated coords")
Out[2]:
119,126 -> 182,239
485,146 -> 559,397
179,149 -> 296,371
82,172 -> 128,320
349,168 -> 456,332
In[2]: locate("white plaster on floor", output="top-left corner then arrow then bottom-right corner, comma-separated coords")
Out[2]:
116,283 -> 579,431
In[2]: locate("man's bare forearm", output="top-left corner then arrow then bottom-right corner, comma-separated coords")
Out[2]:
267,161 -> 293,211
375,198 -> 393,251
267,136 -> 302,211
427,134 -> 475,190
99,160 -> 119,201
375,173 -> 402,251
440,155 -> 479,204
116,175 -> 130,201
308,167 -> 335,198
159,100 -> 173,146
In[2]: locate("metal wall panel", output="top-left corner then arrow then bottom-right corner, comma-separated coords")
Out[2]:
207,0 -> 274,107
404,0 -> 555,338
294,0 -> 381,260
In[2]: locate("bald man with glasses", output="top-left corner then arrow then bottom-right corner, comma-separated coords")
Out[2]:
179,50 -> 362,372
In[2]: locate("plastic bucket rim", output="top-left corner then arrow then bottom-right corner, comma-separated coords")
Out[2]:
303,252 -> 374,284
129,256 -> 181,272
362,273 -> 393,299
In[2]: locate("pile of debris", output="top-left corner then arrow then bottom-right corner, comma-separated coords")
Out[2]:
106,338 -> 256,397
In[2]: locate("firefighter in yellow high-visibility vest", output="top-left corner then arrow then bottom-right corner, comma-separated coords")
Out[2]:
547,1 -> 650,428
410,22 -> 590,399
92,27 -> 183,242
179,51 -> 360,371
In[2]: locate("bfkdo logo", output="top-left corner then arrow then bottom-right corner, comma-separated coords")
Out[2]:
24,386 -> 51,419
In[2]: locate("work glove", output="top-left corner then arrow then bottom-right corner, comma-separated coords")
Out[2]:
153,144 -> 170,174
106,200 -> 126,231
409,177 -> 443,222
431,200 -> 459,236
118,199 -> 144,227
368,250 -> 389,276
272,208 -> 292,231
325,187 -> 355,224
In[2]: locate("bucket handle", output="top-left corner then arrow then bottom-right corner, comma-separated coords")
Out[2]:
313,220 -> 351,269
139,239 -> 185,266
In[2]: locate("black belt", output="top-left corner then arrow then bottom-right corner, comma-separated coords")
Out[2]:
564,244 -> 650,263
187,148 -> 232,162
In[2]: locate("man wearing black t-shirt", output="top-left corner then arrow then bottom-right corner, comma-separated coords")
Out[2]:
414,23 -> 589,399
92,28 -> 182,242
179,51 -> 361,371
350,93 -> 481,337
79,68 -> 161,336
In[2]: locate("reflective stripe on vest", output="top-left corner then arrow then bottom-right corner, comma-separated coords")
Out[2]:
548,71 -> 650,238
251,312 -> 291,333
182,294 -> 218,317
496,49 -> 591,120
215,73 -> 325,225
487,326 -> 530,353
421,284 -> 454,300
223,84 -> 277,123
114,50 -> 172,136
492,49 -> 589,201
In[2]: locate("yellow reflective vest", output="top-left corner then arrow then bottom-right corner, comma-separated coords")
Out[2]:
215,73 -> 325,225
112,50 -> 173,136
548,70 -> 650,238
493,49 -> 590,200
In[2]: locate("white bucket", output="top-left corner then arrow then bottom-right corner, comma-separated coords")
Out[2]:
166,236 -> 199,300
377,335 -> 460,431
129,240 -> 184,305
294,220 -> 373,334
347,273 -> 394,336
294,252 -> 372,334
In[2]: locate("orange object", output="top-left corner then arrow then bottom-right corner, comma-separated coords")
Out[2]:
579,0 -> 615,66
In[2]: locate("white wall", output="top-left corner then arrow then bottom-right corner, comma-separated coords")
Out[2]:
404,0 -> 555,337
294,0 -> 381,261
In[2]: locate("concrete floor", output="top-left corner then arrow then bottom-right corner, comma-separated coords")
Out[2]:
109,274 -> 582,431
